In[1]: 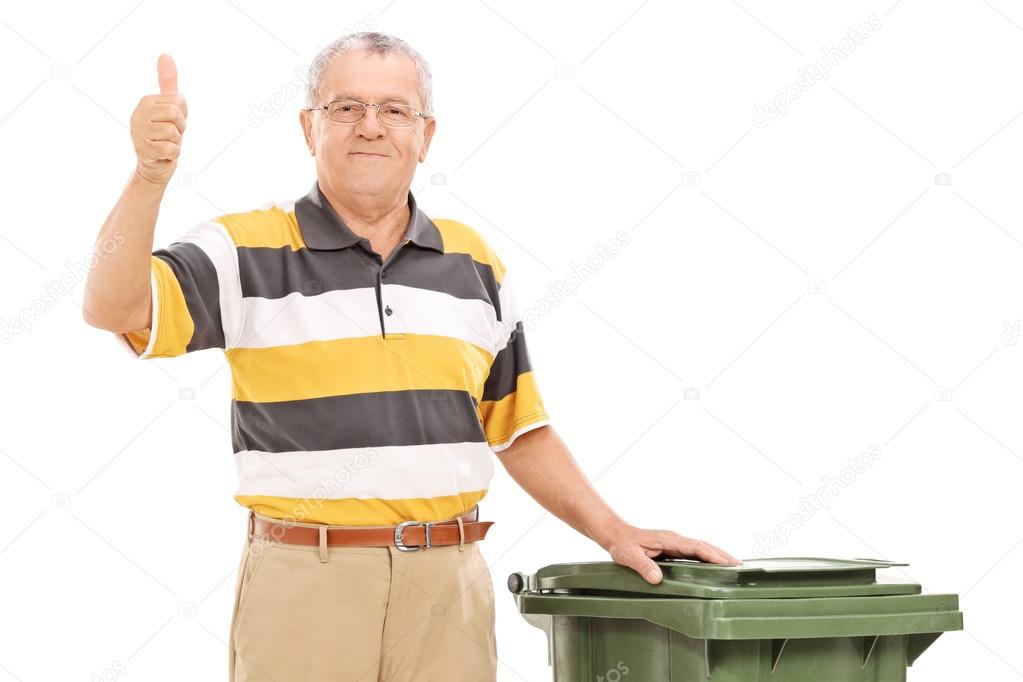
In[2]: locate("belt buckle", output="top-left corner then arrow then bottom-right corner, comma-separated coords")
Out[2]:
394,520 -> 433,552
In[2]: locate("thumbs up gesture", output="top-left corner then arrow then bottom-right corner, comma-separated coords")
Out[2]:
130,54 -> 188,187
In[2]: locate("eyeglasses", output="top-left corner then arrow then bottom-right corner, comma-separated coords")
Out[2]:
303,99 -> 431,127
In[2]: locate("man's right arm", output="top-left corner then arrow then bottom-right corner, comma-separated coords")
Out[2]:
82,54 -> 187,334
82,172 -> 164,332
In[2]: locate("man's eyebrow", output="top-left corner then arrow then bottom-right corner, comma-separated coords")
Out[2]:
333,92 -> 414,105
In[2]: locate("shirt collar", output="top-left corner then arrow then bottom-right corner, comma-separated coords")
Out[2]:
294,181 -> 444,253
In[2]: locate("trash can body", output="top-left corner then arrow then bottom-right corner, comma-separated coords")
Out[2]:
510,557 -> 962,681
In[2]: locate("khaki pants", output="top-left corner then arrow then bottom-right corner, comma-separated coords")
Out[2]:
228,511 -> 498,681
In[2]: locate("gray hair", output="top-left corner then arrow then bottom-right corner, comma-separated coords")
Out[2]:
305,32 -> 433,116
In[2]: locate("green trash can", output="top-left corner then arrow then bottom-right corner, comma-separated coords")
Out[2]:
509,557 -> 962,681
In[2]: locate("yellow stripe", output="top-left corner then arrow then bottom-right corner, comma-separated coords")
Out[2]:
433,219 -> 506,283
209,209 -> 508,286
479,370 -> 548,446
234,489 -> 488,525
216,207 -> 304,250
123,328 -> 149,354
145,255 -> 195,358
228,333 -> 494,403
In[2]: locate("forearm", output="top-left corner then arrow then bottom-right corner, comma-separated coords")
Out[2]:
495,425 -> 628,551
82,169 -> 166,331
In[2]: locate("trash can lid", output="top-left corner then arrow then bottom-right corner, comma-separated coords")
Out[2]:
516,556 -> 921,599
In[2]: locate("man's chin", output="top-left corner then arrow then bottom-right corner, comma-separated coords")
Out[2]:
335,178 -> 398,196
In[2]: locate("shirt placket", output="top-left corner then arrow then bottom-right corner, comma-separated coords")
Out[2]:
372,236 -> 411,340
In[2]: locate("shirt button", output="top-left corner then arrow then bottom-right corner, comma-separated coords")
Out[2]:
381,271 -> 387,279
385,305 -> 393,316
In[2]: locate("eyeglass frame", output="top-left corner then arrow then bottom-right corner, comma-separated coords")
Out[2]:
302,98 -> 432,127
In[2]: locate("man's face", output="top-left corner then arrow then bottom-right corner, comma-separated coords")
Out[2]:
300,49 -> 435,202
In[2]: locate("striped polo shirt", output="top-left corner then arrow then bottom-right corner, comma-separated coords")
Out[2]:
116,181 -> 551,526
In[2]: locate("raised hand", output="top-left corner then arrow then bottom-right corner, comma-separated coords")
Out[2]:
130,54 -> 188,186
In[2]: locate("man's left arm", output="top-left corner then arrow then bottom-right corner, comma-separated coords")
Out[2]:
496,424 -> 743,584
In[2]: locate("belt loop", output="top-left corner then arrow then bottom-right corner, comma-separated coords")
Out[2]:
456,515 -> 465,551
247,510 -> 255,544
318,526 -> 328,563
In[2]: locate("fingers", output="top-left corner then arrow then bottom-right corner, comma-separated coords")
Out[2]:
147,102 -> 187,133
608,528 -> 745,586
144,94 -> 188,121
661,533 -> 743,565
705,542 -> 743,565
611,544 -> 664,585
695,539 -> 743,565
131,102 -> 186,141
148,141 -> 180,162
145,122 -> 182,144
157,53 -> 178,94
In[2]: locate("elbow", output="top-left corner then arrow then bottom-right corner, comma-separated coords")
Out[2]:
81,265 -> 153,332
81,307 -> 122,332
81,299 -> 113,330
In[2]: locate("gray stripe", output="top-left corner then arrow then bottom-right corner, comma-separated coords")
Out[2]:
481,321 -> 534,402
230,389 -> 487,454
154,242 -> 224,351
237,245 -> 500,310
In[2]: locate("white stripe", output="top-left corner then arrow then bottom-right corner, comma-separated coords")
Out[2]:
382,284 -> 496,352
140,268 -> 161,357
494,268 -> 524,354
239,285 -> 498,352
234,441 -> 495,500
240,288 -> 382,347
172,220 -> 245,349
490,417 -> 550,453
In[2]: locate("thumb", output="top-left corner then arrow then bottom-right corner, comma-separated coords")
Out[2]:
157,53 -> 178,94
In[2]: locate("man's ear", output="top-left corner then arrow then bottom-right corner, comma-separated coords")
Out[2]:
419,117 -> 436,163
299,109 -> 314,156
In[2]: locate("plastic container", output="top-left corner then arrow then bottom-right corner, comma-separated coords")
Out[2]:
508,557 -> 962,681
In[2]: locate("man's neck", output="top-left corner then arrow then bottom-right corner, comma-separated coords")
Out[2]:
321,185 -> 411,242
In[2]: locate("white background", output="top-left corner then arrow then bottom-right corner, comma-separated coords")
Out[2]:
1,0 -> 1020,680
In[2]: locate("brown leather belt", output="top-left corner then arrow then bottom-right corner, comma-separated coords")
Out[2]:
249,506 -> 493,552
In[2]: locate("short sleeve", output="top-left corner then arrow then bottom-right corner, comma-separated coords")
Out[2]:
479,263 -> 551,453
116,219 -> 243,359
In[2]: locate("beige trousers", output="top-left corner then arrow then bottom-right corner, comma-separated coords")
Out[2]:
228,511 -> 498,681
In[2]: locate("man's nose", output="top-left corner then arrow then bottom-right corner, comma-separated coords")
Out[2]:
355,107 -> 386,137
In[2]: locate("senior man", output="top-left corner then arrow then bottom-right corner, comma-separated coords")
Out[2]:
83,32 -> 741,682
